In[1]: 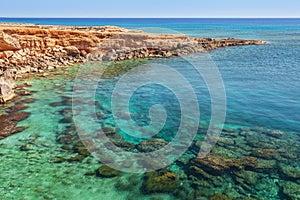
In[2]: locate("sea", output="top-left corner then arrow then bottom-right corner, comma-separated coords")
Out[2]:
0,18 -> 299,200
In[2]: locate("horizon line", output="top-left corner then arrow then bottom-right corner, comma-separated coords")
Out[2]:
1,17 -> 300,19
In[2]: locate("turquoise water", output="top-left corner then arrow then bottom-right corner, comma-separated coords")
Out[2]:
0,19 -> 299,199
1,18 -> 300,131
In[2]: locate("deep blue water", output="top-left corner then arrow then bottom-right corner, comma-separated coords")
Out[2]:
1,18 -> 300,132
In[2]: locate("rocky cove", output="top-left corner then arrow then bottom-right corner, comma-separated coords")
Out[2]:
1,22 -> 299,200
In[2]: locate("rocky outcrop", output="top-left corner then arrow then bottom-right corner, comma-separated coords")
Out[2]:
0,31 -> 21,51
0,23 -> 266,103
0,69 -> 16,103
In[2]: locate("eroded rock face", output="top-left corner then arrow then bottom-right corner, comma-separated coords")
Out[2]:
0,31 -> 21,51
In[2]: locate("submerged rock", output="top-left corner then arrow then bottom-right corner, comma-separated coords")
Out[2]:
281,181 -> 300,200
73,141 -> 91,157
58,107 -> 73,116
256,159 -> 277,171
18,98 -> 36,104
265,130 -> 284,138
9,111 -> 31,122
20,143 -> 35,151
190,154 -> 257,175
97,127 -> 124,142
96,165 -> 121,178
113,141 -> 135,151
137,138 -> 168,152
233,170 -> 259,186
59,116 -> 73,124
101,126 -> 116,135
56,134 -> 79,145
0,111 -> 30,139
189,165 -> 212,179
6,102 -> 29,113
251,148 -> 278,160
67,155 -> 87,162
142,170 -> 180,194
279,164 -> 300,180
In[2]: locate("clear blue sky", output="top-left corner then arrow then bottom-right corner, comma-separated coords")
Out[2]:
1,0 -> 300,18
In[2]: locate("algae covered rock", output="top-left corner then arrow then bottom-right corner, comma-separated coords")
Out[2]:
251,148 -> 278,160
279,164 -> 300,180
190,154 -> 257,174
189,165 -> 211,179
137,138 -> 168,152
282,181 -> 300,199
96,165 -> 121,178
101,126 -> 116,135
113,141 -> 135,151
73,141 -> 91,157
142,170 -> 180,194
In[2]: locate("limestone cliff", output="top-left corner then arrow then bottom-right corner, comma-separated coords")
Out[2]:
0,23 -> 266,103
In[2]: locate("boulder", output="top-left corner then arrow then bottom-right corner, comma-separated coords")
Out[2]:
0,69 -> 16,103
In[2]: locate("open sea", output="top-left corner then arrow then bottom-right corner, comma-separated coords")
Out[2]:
0,18 -> 299,200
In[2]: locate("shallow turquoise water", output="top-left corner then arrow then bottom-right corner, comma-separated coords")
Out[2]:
0,19 -> 299,199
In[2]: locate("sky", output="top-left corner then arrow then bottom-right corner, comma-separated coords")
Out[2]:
1,0 -> 300,18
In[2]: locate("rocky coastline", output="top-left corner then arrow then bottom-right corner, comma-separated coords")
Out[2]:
0,23 -> 299,200
0,23 -> 266,103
